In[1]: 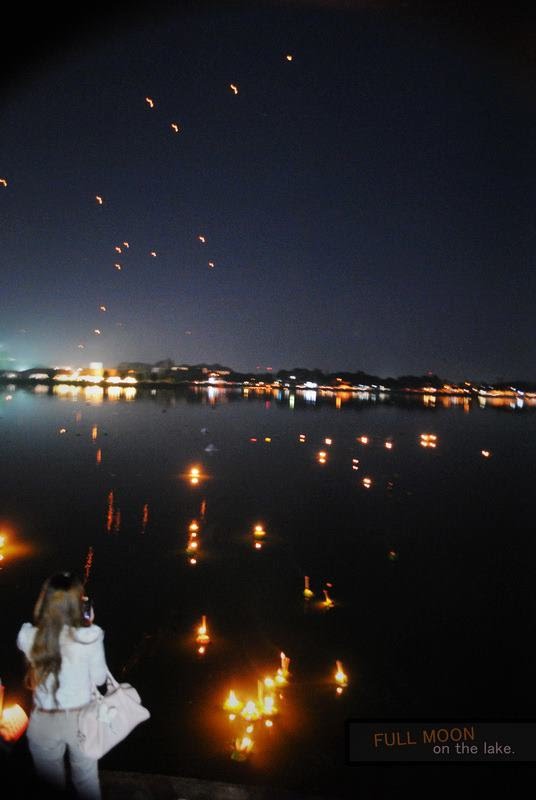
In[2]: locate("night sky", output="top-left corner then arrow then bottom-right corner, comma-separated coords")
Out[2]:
2,1 -> 535,381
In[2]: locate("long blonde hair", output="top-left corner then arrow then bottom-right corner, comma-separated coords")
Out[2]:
25,572 -> 84,703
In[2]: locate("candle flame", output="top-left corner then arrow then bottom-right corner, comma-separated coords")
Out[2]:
335,660 -> 348,686
223,690 -> 243,712
241,700 -> 261,721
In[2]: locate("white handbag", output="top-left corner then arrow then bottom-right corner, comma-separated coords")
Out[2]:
77,670 -> 150,759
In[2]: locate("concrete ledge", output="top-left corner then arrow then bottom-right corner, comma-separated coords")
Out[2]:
100,770 -> 333,800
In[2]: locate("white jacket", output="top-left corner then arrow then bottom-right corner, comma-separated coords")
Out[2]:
17,622 -> 108,710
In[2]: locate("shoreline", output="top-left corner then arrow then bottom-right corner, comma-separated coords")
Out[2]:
1,376 -> 529,398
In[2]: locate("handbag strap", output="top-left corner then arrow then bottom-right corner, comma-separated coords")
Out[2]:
105,669 -> 119,688
90,669 -> 119,701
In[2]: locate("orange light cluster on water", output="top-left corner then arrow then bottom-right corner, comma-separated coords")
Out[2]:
186,465 -> 205,486
225,651 -> 290,760
322,588 -> 334,609
195,615 -> 210,654
334,660 -> 348,695
186,529 -> 199,555
420,433 -> 438,448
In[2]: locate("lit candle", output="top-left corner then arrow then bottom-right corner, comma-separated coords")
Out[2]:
323,589 -> 334,608
223,690 -> 243,713
241,700 -> 261,721
280,652 -> 290,675
196,615 -> 210,647
334,660 -> 348,689
274,669 -> 287,687
231,735 -> 253,760
303,576 -> 314,599
262,695 -> 276,716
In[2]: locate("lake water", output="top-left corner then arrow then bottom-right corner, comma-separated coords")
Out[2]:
1,384 -> 535,796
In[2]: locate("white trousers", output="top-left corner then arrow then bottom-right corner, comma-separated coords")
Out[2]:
27,708 -> 101,800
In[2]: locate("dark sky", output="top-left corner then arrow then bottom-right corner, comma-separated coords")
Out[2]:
1,1 -> 535,381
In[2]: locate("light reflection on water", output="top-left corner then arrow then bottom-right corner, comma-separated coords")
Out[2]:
27,382 -> 535,411
1,386 -> 536,796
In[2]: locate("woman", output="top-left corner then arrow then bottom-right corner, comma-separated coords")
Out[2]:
17,572 -> 108,799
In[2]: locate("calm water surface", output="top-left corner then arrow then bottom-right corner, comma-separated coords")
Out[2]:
1,385 -> 535,796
